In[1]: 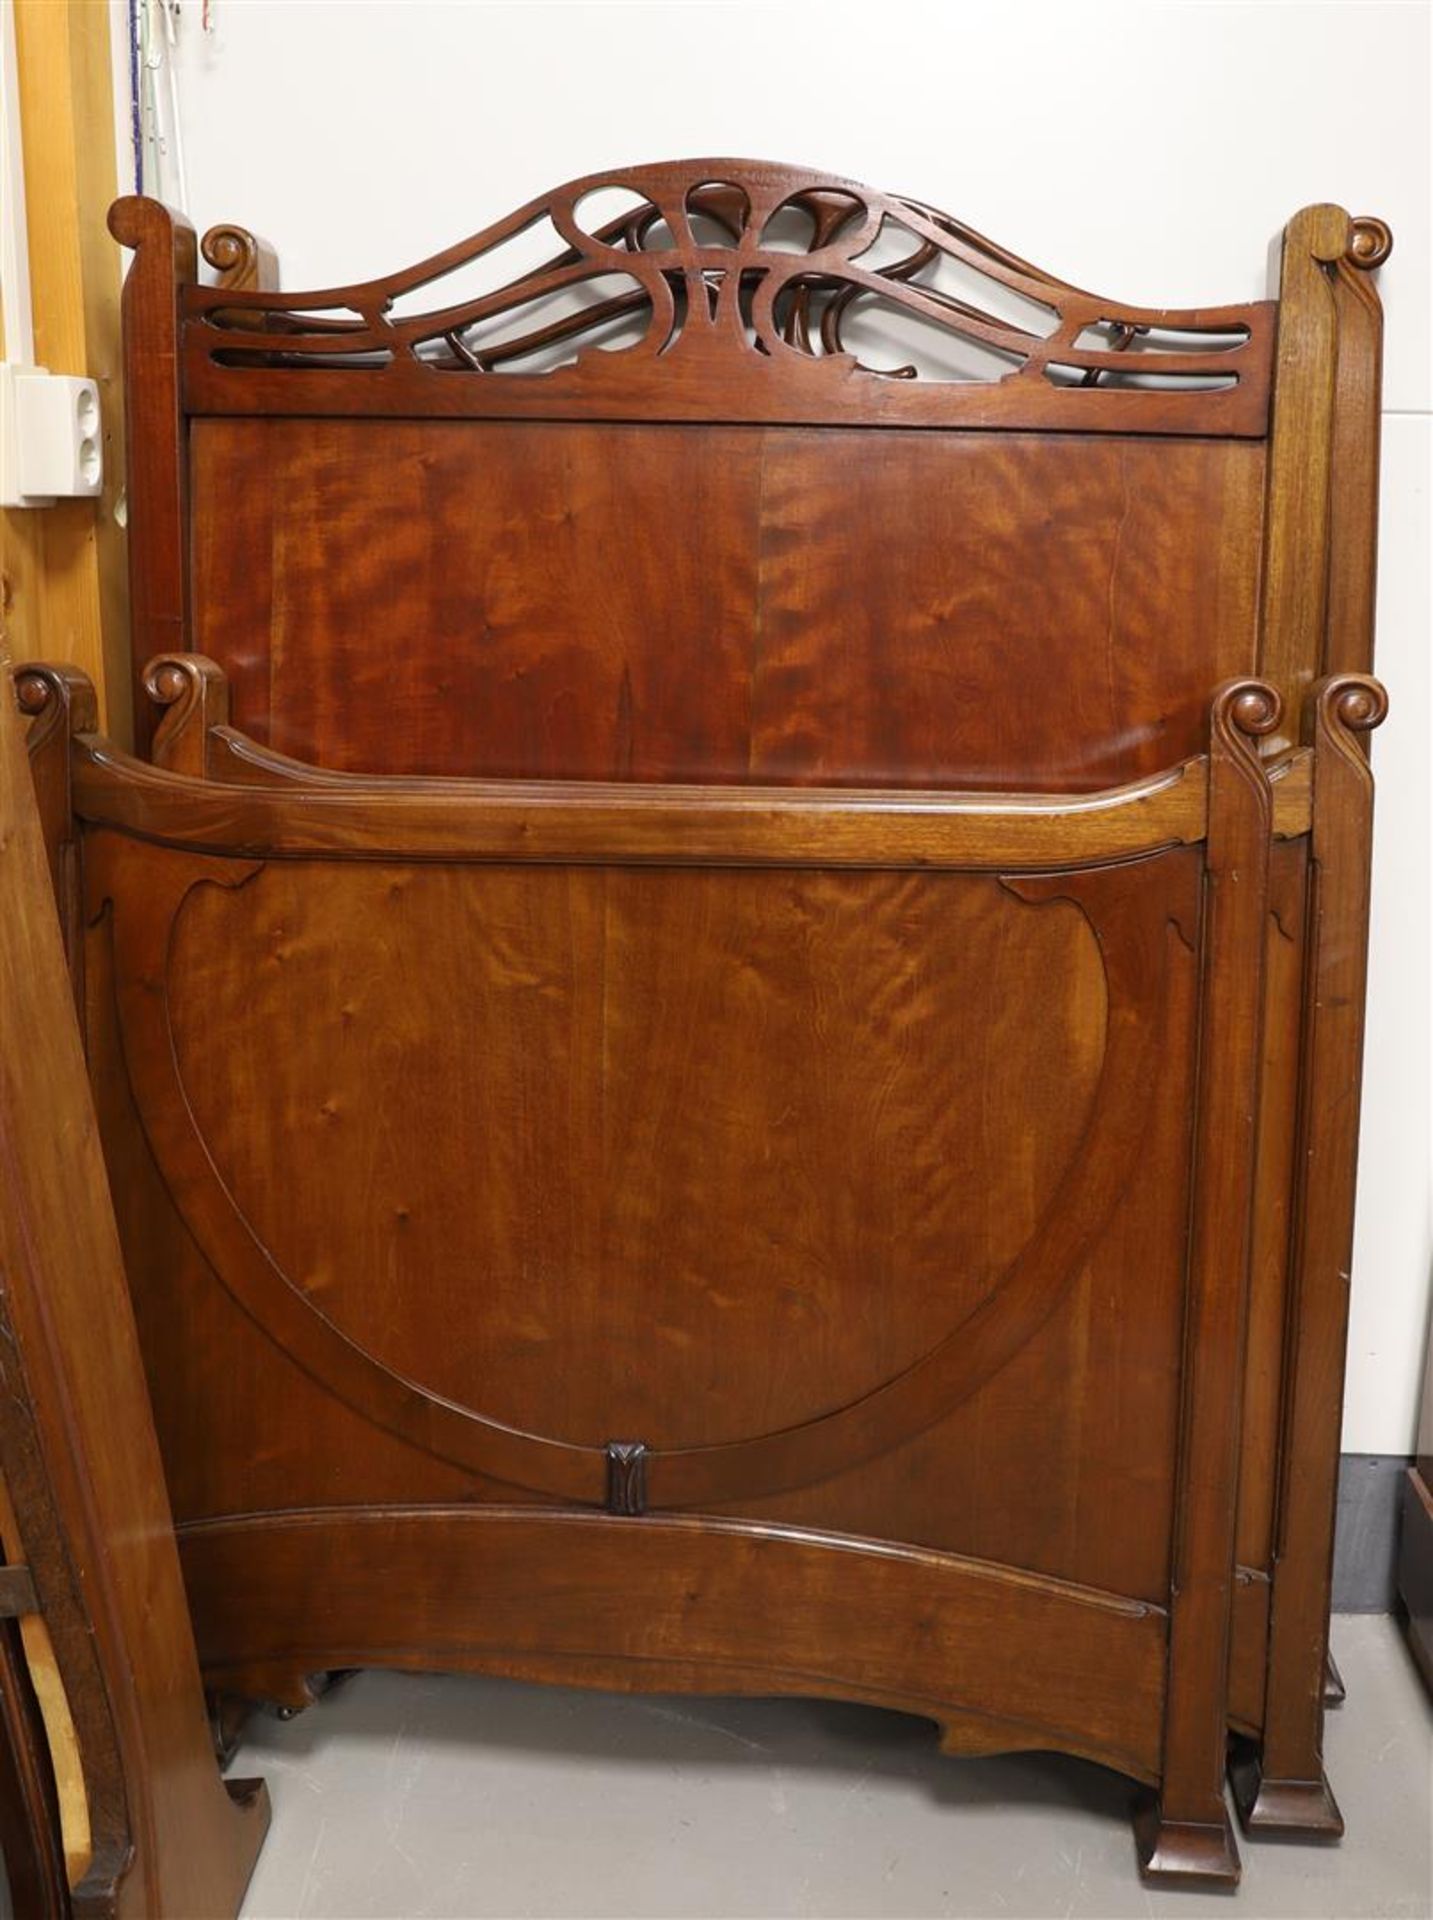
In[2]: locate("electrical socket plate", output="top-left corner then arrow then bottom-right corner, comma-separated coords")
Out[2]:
0,365 -> 103,508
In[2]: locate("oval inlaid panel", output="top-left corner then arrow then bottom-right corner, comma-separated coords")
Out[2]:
166,863 -> 1107,1452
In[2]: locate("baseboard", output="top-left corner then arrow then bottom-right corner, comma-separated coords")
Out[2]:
1333,1452 -> 1412,1612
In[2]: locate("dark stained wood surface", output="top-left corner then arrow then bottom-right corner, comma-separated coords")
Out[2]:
179,1507 -> 1170,1786
41,662 -> 1290,1889
0,651 -> 269,1915
82,762 -> 1201,1543
80,169 -> 1393,1890
133,159 -> 1275,437
1231,673 -> 1389,1836
71,738 -> 1219,865
1240,210 -> 1392,1806
1136,681 -> 1278,1886
188,420 -> 1266,789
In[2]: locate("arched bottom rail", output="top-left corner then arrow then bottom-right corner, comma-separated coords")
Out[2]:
178,1505 -> 1166,1787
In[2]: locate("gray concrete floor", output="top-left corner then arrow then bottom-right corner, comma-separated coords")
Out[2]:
230,1615 -> 1432,1919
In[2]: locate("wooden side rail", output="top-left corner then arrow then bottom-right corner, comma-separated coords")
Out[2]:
22,653 -> 1311,868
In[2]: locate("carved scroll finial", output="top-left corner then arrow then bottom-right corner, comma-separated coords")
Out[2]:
201,223 -> 278,291
1347,217 -> 1393,271
108,195 -> 200,283
13,663 -> 99,742
1207,679 -> 1281,861
15,668 -> 53,718
12,665 -> 96,954
143,652 -> 230,776
1214,677 -> 1282,748
1309,672 -> 1389,749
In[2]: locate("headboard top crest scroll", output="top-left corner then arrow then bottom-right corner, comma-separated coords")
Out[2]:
117,159 -> 1282,434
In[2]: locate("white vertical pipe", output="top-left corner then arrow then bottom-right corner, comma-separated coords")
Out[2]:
0,0 -> 35,365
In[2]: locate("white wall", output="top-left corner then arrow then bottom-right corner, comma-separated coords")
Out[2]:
118,0 -> 1432,1452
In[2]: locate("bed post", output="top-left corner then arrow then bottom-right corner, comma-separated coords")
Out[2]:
1239,201 -> 1390,1825
106,198 -> 197,757
1231,673 -> 1388,1833
1137,680 -> 1277,1886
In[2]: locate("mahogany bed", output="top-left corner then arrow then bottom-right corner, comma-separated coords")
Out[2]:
25,161 -> 1391,1889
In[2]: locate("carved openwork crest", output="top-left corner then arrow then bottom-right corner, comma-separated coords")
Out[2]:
165,160 -> 1273,430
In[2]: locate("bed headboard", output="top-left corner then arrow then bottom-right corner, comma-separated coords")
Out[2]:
108,160 -> 1387,785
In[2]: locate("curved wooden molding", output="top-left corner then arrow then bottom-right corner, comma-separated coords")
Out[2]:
76,729 -> 1218,870
14,662 -> 100,742
1345,217 -> 1393,271
93,845 -> 1187,1510
110,162 -> 1274,433
144,653 -> 230,778
132,655 -> 1312,842
1140,677 -> 1280,1886
177,1505 -> 1169,1787
0,648 -> 268,1914
1234,672 -> 1388,1836
14,664 -> 99,987
199,223 -> 278,293
653,861 -> 1190,1508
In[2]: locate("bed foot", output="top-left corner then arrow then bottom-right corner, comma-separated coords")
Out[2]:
1134,1796 -> 1241,1886
207,1663 -> 357,1722
209,1690 -> 258,1767
1228,1740 -> 1343,1836
1323,1649 -> 1346,1706
274,1667 -> 357,1720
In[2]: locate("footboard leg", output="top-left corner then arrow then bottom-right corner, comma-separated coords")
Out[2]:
1228,1736 -> 1343,1837
1135,682 -> 1279,1893
1230,676 -> 1386,1843
1323,1649 -> 1346,1707
1134,1796 -> 1241,1886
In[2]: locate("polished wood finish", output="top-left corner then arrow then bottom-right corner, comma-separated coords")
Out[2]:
1136,681 -> 1278,1887
1230,673 -> 1388,1835
1237,218 -> 1394,1816
70,734 -> 1228,865
183,420 -> 1266,789
109,196 -> 195,751
27,660 -> 1299,1888
152,160 -> 1275,435
85,169 -> 1391,1889
184,1508 -> 1169,1784
0,652 -> 269,1915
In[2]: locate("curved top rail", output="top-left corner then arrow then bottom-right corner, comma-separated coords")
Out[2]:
112,159 -> 1277,433
72,729 -> 1212,871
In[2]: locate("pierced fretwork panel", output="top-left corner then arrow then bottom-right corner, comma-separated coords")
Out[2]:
178,160 -> 1274,432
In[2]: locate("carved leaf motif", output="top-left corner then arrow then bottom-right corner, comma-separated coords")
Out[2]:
187,159 -> 1265,398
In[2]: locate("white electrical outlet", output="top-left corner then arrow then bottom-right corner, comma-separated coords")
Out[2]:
0,365 -> 103,508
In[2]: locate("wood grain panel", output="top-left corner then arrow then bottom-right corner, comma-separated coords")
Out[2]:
164,863 -> 1103,1452
82,775 -> 1200,1611
191,420 -> 762,781
83,898 -> 515,1523
189,421 -> 1264,790
89,169 -> 1389,1882
178,1507 -> 1169,1787
749,433 -> 1265,789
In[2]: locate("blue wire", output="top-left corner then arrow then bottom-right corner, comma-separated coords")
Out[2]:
128,0 -> 143,195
